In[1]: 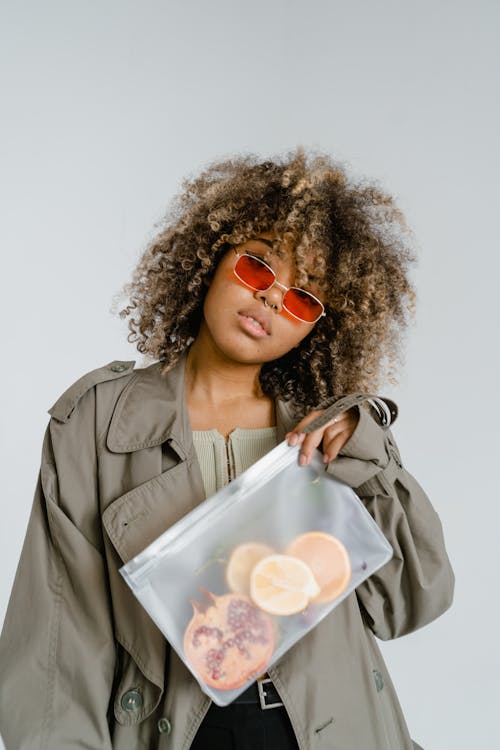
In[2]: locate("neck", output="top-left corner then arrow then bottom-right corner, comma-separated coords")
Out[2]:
185,329 -> 264,406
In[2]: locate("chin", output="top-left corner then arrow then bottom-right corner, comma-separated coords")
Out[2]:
215,339 -> 278,366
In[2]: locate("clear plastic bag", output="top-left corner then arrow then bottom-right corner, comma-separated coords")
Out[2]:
120,437 -> 393,706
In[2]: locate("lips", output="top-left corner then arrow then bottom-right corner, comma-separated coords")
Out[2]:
238,308 -> 271,335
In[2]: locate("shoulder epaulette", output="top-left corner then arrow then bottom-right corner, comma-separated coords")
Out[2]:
48,360 -> 136,423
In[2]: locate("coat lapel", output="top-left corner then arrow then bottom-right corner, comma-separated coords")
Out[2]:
102,354 -> 206,565
106,356 -> 191,458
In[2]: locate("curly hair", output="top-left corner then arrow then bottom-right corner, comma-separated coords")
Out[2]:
112,146 -> 417,412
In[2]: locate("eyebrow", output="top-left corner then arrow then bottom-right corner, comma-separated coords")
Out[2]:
252,237 -> 274,249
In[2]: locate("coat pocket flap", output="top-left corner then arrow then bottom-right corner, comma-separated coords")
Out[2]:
102,459 -> 202,564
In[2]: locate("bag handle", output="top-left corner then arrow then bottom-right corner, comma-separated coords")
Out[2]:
301,393 -> 398,434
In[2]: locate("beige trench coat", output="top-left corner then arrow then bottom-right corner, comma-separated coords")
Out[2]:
0,354 -> 454,750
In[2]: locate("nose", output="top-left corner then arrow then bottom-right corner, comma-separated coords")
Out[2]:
255,280 -> 286,312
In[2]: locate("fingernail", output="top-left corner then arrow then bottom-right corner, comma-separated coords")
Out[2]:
323,453 -> 329,463
299,453 -> 307,466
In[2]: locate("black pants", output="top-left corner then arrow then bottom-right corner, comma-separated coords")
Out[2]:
190,702 -> 301,750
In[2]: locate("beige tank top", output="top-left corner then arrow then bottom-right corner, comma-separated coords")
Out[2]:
192,426 -> 278,497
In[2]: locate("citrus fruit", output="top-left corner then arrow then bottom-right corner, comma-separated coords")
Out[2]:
249,554 -> 321,615
183,592 -> 275,690
285,531 -> 351,604
226,542 -> 275,595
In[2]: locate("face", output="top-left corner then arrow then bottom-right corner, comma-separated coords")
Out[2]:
198,231 -> 324,365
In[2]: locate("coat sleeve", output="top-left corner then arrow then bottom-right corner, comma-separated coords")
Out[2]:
0,387 -> 116,749
325,403 -> 455,640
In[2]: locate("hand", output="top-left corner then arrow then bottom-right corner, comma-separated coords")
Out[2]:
285,407 -> 360,466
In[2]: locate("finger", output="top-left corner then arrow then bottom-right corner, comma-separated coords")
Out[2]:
285,431 -> 306,447
298,414 -> 347,452
286,410 -> 324,444
286,423 -> 317,447
298,430 -> 325,465
322,431 -> 349,463
298,416 -> 350,464
316,422 -> 347,462
322,408 -> 359,462
286,410 -> 349,446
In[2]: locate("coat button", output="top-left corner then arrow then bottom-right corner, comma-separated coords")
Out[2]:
110,363 -> 127,372
158,717 -> 172,735
373,670 -> 384,692
121,688 -> 143,712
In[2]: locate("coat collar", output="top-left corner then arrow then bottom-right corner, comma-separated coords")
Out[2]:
106,352 -> 298,456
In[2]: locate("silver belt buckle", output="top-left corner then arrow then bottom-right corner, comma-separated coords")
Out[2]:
257,678 -> 284,710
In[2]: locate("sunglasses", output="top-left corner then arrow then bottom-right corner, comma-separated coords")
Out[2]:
233,251 -> 326,324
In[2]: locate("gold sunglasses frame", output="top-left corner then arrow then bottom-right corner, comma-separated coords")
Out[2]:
233,250 -> 326,324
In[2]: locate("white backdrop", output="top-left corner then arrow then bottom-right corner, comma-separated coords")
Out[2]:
1,1 -> 498,748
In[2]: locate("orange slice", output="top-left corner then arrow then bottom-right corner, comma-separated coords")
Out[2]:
285,531 -> 351,604
250,554 -> 321,615
226,542 -> 275,595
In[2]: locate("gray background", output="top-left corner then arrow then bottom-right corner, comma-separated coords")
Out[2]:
1,1 -> 498,748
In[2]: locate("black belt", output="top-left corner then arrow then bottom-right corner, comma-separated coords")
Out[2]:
231,678 -> 284,709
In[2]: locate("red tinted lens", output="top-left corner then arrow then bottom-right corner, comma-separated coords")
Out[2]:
234,255 -> 275,290
284,288 -> 324,323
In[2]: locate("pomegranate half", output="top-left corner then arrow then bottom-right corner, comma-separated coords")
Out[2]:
183,591 -> 275,690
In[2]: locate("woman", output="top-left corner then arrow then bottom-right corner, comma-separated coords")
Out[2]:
0,147 -> 454,749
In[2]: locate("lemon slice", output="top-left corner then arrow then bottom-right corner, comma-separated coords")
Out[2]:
250,554 -> 321,615
226,542 -> 275,595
